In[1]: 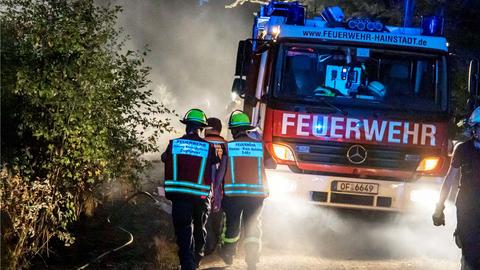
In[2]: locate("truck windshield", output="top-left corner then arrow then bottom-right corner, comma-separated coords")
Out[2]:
274,44 -> 448,112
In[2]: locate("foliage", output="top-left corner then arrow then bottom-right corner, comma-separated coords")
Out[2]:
0,0 -> 173,268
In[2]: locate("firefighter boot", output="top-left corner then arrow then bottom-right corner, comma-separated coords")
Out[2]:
194,254 -> 202,269
218,248 -> 233,265
245,240 -> 260,270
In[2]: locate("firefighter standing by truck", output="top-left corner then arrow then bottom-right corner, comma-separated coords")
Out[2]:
433,107 -> 480,270
214,111 -> 269,270
161,109 -> 219,270
203,117 -> 227,254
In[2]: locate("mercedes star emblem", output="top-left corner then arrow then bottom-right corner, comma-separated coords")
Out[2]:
347,145 -> 367,164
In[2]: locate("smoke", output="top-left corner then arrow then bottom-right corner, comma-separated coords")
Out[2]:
263,198 -> 461,267
107,1 -> 461,267
109,0 -> 256,139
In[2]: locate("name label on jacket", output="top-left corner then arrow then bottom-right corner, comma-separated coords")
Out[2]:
228,142 -> 263,157
172,139 -> 209,157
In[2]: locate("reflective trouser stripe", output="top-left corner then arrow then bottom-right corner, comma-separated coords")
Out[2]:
221,214 -> 240,244
222,235 -> 241,244
244,236 -> 262,254
243,237 -> 261,244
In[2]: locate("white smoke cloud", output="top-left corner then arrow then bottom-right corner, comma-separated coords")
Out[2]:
104,1 -> 462,267
112,0 -> 256,123
153,84 -> 177,110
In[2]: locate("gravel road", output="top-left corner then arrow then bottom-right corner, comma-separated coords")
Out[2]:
201,252 -> 459,270
200,200 -> 462,270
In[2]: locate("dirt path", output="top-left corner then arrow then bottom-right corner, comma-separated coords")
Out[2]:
200,201 -> 462,270
200,251 -> 459,270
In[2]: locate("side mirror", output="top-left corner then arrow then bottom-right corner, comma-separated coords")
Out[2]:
234,40 -> 252,77
467,59 -> 479,111
231,78 -> 246,97
231,40 -> 253,100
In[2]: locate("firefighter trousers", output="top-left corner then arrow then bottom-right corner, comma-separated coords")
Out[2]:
171,196 -> 210,270
220,196 -> 264,265
456,204 -> 480,270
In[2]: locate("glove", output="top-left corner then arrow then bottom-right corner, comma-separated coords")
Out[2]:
432,203 -> 445,226
212,187 -> 223,213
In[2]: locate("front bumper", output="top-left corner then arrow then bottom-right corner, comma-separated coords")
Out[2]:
266,165 -> 443,212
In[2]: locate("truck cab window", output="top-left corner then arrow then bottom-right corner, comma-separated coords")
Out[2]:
275,44 -> 448,112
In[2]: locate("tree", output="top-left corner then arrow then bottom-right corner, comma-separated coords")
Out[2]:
0,0 -> 173,268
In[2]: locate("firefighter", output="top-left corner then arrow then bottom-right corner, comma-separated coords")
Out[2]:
432,107 -> 480,270
205,117 -> 227,161
161,109 -> 219,270
203,117 -> 227,254
216,110 -> 268,270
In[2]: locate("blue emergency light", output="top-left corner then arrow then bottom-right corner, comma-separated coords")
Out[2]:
321,6 -> 345,27
261,1 -> 305,26
421,15 -> 444,36
347,18 -> 384,32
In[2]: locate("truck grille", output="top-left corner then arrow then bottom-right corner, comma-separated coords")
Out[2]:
311,192 -> 392,208
330,193 -> 374,206
281,140 -> 436,171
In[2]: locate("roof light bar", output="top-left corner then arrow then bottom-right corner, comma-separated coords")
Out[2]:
421,15 -> 444,36
321,6 -> 345,27
261,1 -> 305,26
347,18 -> 384,32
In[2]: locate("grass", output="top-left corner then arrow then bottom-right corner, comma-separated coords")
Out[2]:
30,192 -> 180,269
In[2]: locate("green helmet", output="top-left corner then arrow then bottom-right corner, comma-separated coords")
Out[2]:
228,110 -> 255,130
180,108 -> 208,126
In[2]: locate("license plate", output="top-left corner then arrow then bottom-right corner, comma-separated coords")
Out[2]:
332,181 -> 379,195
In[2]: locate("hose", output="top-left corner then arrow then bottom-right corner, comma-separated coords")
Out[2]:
77,191 -> 164,270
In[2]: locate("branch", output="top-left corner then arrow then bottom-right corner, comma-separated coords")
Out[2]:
225,0 -> 269,8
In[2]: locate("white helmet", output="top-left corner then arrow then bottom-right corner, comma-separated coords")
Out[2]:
468,107 -> 480,127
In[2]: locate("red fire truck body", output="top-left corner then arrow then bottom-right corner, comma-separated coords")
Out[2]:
232,2 -> 451,211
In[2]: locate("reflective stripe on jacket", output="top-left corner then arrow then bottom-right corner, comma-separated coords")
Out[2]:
224,136 -> 268,197
164,137 -> 213,197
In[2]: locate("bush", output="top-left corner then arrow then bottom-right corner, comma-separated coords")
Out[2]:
0,0 -> 173,268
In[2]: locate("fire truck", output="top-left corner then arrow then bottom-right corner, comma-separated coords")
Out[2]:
230,1 -> 456,212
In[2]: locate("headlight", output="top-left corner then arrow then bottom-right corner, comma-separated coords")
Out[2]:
268,176 -> 297,200
272,144 -> 295,161
410,189 -> 439,205
416,157 -> 440,172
